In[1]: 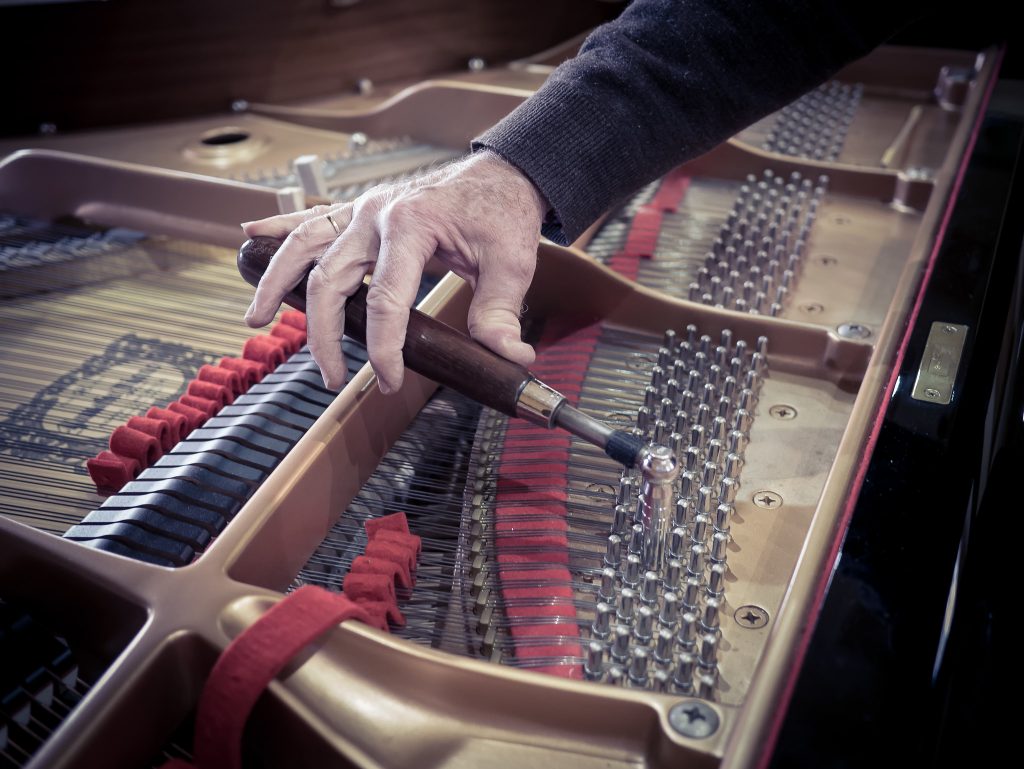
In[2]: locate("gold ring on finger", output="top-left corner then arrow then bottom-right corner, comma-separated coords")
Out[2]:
324,211 -> 341,236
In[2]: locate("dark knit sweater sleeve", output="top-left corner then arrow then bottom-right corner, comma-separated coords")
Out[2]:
473,0 -> 928,245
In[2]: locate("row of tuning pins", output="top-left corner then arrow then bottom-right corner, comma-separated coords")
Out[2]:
690,170 -> 829,315
763,80 -> 863,161
632,326 -> 766,464
583,328 -> 767,693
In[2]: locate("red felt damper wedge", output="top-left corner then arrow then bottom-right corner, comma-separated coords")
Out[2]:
185,586 -> 383,769
197,364 -> 243,397
167,401 -> 208,431
109,425 -> 161,466
365,533 -> 420,564
187,380 -> 233,408
350,554 -> 412,590
371,529 -> 422,558
364,511 -> 411,538
341,572 -> 404,626
242,335 -> 287,369
270,322 -> 306,353
178,394 -> 219,418
126,416 -> 174,452
86,450 -> 141,493
280,309 -> 307,331
362,542 -> 415,587
146,407 -> 187,443
218,356 -> 267,388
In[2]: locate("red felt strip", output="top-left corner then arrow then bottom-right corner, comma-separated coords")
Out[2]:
494,488 -> 570,504
126,415 -> 173,452
109,425 -> 160,467
188,586 -> 382,769
496,533 -> 571,550
606,168 -> 690,281
492,321 -> 604,679
607,255 -> 640,280
649,169 -> 691,212
622,207 -> 663,259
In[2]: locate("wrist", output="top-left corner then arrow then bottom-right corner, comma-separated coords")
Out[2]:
469,148 -> 550,227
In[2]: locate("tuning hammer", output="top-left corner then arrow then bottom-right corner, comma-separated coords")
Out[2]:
237,236 -> 646,468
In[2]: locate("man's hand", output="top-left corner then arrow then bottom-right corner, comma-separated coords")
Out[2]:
241,149 -> 548,393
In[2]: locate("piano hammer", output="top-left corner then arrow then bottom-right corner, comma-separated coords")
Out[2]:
237,236 -> 645,468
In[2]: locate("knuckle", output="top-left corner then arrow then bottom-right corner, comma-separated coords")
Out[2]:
364,282 -> 403,319
306,263 -> 333,296
291,218 -> 319,245
382,196 -> 425,228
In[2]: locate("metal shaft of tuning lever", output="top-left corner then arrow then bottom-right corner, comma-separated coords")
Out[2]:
238,236 -> 645,467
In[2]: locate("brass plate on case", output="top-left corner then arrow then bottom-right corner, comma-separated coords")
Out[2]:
911,322 -> 969,404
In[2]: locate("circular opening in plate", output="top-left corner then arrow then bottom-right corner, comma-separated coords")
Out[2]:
200,128 -> 251,146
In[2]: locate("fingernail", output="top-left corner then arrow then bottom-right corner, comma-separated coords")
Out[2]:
240,221 -> 253,229
378,380 -> 392,395
244,301 -> 256,321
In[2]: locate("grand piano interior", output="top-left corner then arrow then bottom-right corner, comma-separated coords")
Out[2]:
1,2 -> 1018,768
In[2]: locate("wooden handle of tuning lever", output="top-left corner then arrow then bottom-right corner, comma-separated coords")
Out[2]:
237,236 -> 531,416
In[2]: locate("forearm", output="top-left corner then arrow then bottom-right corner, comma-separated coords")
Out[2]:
474,0 -> 929,244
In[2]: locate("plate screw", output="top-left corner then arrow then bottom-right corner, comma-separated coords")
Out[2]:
838,323 -> 871,339
668,700 -> 720,738
800,303 -> 824,314
752,490 -> 783,509
924,388 -> 942,399
734,605 -> 769,629
768,404 -> 797,420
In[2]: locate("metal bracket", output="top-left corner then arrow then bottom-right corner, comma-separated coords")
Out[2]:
911,322 -> 968,404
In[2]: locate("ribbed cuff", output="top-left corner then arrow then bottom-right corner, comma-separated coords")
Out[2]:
472,78 -> 665,245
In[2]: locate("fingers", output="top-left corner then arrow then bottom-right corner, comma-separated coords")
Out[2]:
241,205 -> 337,239
243,204 -> 352,328
365,206 -> 437,393
306,210 -> 381,390
465,247 -> 537,368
